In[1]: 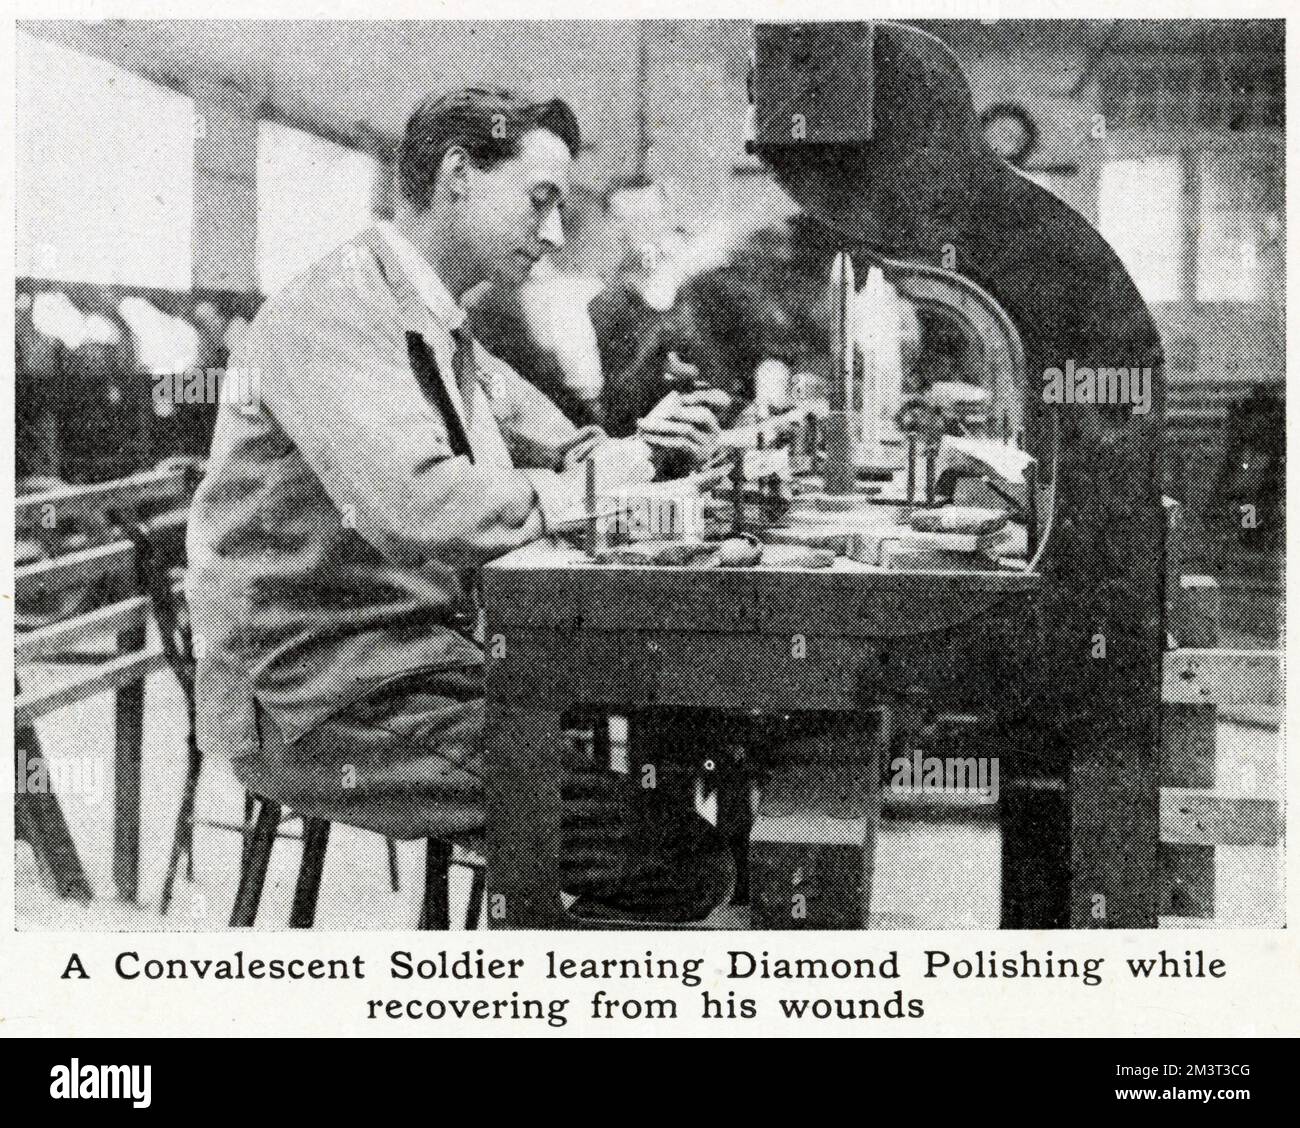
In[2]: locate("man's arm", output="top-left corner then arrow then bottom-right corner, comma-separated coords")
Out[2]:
478,347 -> 606,469
477,347 -> 661,506
253,291 -> 649,569
481,347 -> 727,478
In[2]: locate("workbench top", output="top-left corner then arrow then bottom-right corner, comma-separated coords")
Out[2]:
483,538 -> 1041,640
489,537 -> 1037,580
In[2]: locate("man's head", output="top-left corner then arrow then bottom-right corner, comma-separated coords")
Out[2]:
396,87 -> 580,295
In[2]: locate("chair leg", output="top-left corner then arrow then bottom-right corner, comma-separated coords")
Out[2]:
15,711 -> 93,902
419,839 -> 453,929
386,838 -> 401,892
289,818 -> 331,928
465,864 -> 486,929
159,742 -> 203,915
229,797 -> 281,927
183,728 -> 199,882
239,792 -> 256,874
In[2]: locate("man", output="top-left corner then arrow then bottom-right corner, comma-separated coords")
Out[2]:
601,176 -> 686,297
187,88 -> 735,922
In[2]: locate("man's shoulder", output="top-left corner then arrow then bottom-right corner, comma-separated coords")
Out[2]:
255,230 -> 396,339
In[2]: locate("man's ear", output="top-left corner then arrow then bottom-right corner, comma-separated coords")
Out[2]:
438,146 -> 471,201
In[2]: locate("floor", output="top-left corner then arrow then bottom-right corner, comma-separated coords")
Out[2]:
15,657 -> 1282,931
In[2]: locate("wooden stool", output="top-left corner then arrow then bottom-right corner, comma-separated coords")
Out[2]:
228,795 -> 485,929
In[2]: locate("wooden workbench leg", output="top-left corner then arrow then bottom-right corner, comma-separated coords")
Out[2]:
749,717 -> 882,929
1001,781 -> 1069,928
483,701 -> 571,928
996,708 -> 1070,928
716,765 -> 753,906
1068,706 -> 1161,928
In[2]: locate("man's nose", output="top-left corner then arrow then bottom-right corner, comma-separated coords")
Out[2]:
538,205 -> 564,250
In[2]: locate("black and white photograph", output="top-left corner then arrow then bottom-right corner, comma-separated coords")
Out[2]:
11,13 -> 1285,950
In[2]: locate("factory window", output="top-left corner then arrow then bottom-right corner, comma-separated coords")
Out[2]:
1096,156 -> 1185,304
16,30 -> 195,288
257,121 -> 377,294
1098,143 -> 1283,307
1100,53 -> 1283,134
1194,146 -> 1283,304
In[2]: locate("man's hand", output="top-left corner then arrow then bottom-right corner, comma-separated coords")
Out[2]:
661,350 -> 709,392
637,387 -> 731,469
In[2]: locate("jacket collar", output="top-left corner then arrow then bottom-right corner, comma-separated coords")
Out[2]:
359,223 -> 468,339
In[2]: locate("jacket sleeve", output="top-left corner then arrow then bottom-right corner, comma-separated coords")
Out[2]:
478,347 -> 656,527
252,290 -> 650,568
478,347 -> 605,468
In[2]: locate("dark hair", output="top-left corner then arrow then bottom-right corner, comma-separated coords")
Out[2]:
398,87 -> 580,211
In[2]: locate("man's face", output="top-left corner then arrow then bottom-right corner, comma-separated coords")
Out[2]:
461,128 -> 572,289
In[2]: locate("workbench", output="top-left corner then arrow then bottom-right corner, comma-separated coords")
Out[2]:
482,540 -> 1066,929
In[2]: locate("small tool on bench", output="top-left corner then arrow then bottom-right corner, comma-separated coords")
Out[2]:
731,448 -> 745,535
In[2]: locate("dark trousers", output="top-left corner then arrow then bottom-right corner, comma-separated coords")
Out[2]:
232,671 -> 733,920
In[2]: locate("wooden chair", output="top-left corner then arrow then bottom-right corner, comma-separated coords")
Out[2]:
15,467 -> 195,903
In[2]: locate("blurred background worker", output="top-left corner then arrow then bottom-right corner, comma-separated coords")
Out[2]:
472,174 -> 701,429
472,171 -> 778,439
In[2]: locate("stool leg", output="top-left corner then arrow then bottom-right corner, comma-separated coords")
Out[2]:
386,838 -> 401,892
465,865 -> 486,929
289,818 -> 331,928
183,732 -> 200,882
239,792 -> 256,874
159,743 -> 202,915
229,797 -> 281,927
419,839 -> 453,929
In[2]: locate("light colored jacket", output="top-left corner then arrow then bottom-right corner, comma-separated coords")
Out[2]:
188,225 -> 648,756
